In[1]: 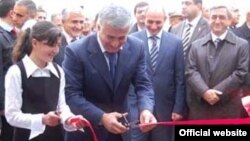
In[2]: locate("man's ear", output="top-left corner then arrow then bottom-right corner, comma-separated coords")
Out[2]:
9,10 -> 14,19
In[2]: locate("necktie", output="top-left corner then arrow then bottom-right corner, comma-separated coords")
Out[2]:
150,36 -> 159,71
214,38 -> 221,48
11,27 -> 17,37
106,52 -> 117,81
182,23 -> 192,56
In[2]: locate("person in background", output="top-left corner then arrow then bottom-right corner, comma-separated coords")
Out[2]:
63,4 -> 156,141
51,13 -> 63,30
233,9 -> 250,45
186,5 -> 249,120
233,9 -> 250,117
202,6 -> 210,20
167,10 -> 184,32
35,7 -> 47,22
130,4 -> 186,141
53,6 -> 84,66
170,0 -> 210,60
81,12 -> 94,37
0,0 -> 17,140
11,0 -> 37,30
229,6 -> 240,29
5,21 -> 88,141
170,0 -> 210,122
129,1 -> 149,34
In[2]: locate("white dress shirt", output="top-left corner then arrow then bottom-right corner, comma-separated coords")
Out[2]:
5,55 -> 76,139
182,12 -> 202,39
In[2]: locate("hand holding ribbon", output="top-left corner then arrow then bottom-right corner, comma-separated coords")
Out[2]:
139,110 -> 157,132
69,115 -> 98,141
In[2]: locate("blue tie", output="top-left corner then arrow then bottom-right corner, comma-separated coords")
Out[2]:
106,52 -> 117,81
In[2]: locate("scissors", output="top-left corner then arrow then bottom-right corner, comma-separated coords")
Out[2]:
120,114 -> 140,128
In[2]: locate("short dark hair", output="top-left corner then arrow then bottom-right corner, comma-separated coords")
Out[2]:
17,0 -> 37,18
193,0 -> 202,5
210,5 -> 232,19
133,1 -> 149,14
0,0 -> 16,18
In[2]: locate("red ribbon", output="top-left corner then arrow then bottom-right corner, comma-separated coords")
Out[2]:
69,117 -> 99,141
69,117 -> 250,141
139,118 -> 250,127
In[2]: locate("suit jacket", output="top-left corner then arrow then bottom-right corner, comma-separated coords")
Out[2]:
186,31 -> 249,119
131,31 -> 186,141
233,22 -> 250,87
0,26 -> 16,111
63,33 -> 154,141
132,30 -> 186,120
170,17 -> 210,60
129,23 -> 139,34
233,23 -> 250,45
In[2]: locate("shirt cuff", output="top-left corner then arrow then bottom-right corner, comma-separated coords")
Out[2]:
29,114 -> 45,140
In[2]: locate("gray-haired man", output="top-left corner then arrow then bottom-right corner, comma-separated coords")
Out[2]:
63,4 -> 156,141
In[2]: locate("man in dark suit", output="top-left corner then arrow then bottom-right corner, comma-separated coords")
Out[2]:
233,9 -> 250,84
62,4 -> 156,141
0,0 -> 17,140
186,5 -> 249,119
129,1 -> 149,34
233,10 -> 250,46
232,9 -> 250,117
170,0 -> 210,121
53,7 -> 84,66
170,0 -> 210,60
130,5 -> 186,141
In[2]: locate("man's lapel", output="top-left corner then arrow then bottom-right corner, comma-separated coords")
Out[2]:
88,35 -> 113,90
114,42 -> 132,92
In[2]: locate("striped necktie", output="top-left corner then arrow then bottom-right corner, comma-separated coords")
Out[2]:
150,36 -> 159,71
182,23 -> 192,56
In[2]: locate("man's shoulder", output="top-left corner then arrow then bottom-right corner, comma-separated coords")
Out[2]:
163,31 -> 181,41
127,34 -> 144,44
0,26 -> 9,36
68,33 -> 97,50
130,30 -> 145,37
233,23 -> 250,38
191,33 -> 210,46
129,23 -> 138,34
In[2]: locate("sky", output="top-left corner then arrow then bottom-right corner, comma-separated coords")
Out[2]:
32,0 -> 249,25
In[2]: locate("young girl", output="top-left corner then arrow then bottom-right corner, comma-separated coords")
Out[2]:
4,21 -> 88,141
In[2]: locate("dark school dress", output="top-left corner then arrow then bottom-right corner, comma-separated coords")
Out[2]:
12,61 -> 64,141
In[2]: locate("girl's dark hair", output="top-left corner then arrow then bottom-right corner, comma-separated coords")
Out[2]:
12,21 -> 62,62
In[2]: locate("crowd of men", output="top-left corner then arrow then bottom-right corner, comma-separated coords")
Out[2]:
0,0 -> 250,141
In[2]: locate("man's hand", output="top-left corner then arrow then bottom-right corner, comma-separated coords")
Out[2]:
101,112 -> 128,134
203,89 -> 220,105
171,113 -> 183,121
139,110 -> 157,132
